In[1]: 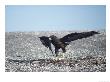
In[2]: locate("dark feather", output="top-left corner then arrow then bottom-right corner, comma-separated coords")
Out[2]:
60,31 -> 99,45
39,36 -> 53,53
39,31 -> 99,56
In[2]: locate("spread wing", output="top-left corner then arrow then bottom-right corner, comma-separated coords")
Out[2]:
60,31 -> 99,46
39,36 -> 53,53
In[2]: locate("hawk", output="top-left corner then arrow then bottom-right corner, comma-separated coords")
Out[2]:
39,31 -> 99,57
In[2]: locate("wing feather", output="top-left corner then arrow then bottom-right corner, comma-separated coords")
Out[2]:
39,36 -> 53,53
60,31 -> 99,45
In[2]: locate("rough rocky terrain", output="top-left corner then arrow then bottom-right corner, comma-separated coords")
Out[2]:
5,30 -> 106,72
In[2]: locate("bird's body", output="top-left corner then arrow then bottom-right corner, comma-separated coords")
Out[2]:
50,35 -> 66,56
39,31 -> 99,57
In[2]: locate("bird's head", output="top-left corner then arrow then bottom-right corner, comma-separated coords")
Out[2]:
49,35 -> 57,40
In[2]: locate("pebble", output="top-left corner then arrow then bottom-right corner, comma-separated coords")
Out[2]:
5,30 -> 106,72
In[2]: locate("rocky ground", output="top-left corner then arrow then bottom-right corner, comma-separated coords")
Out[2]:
5,30 -> 106,72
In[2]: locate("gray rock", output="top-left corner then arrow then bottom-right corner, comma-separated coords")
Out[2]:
5,30 -> 106,72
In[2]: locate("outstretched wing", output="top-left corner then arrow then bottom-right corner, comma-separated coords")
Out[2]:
39,36 -> 53,53
60,31 -> 99,46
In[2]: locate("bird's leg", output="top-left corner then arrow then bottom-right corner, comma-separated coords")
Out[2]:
62,47 -> 66,53
55,48 -> 59,57
54,47 -> 66,60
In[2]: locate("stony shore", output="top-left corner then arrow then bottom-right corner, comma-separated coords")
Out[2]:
5,30 -> 106,72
